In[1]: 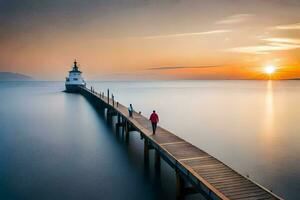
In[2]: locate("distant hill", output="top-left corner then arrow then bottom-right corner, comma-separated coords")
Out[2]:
0,72 -> 33,81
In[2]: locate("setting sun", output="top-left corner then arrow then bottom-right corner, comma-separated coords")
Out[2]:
264,65 -> 276,75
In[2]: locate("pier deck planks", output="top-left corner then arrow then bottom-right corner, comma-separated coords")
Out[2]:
81,88 -> 282,200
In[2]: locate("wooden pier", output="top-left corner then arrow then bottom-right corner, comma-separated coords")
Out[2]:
79,86 -> 282,200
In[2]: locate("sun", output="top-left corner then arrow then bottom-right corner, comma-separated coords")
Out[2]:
264,65 -> 276,75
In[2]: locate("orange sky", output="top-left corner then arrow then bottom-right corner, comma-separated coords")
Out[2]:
0,0 -> 300,80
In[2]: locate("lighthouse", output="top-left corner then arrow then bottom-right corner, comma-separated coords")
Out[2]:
65,60 -> 86,92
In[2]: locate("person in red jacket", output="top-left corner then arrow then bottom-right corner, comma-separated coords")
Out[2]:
149,110 -> 159,135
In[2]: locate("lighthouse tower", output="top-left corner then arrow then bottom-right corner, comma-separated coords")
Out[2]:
65,60 -> 86,92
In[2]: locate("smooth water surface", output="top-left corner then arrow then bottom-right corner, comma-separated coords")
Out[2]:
91,80 -> 300,199
1,81 -> 300,199
0,81 -> 178,200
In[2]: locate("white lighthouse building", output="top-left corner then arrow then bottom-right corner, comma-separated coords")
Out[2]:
65,60 -> 86,92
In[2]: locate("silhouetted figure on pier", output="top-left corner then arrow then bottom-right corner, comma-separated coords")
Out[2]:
128,104 -> 133,117
150,110 -> 159,135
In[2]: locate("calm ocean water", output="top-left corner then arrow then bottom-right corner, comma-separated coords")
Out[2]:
0,81 -> 299,199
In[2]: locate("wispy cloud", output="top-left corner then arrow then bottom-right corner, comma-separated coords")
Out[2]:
274,23 -> 300,30
148,65 -> 221,71
226,37 -> 300,54
216,14 -> 253,25
140,30 -> 231,39
227,43 -> 300,54
262,37 -> 300,44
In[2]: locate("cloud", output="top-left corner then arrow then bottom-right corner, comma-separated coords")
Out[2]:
139,30 -> 231,39
216,14 -> 253,25
262,37 -> 300,44
226,37 -> 300,54
147,65 -> 221,70
227,43 -> 300,54
274,23 -> 300,30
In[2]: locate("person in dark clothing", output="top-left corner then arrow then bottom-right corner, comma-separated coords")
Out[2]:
149,110 -> 159,135
128,104 -> 133,117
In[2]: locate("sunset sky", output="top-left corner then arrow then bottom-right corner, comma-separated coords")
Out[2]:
1,0 -> 300,80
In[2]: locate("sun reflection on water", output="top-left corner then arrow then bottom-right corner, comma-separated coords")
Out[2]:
266,80 -> 273,117
262,80 -> 275,145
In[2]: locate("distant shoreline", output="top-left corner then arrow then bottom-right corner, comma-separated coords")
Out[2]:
0,72 -> 33,81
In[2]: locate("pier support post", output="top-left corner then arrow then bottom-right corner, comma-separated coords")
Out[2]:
125,121 -> 130,144
176,169 -> 185,200
107,109 -> 117,123
155,149 -> 161,174
140,132 -> 144,140
144,139 -> 149,165
116,114 -> 121,135
122,117 -> 125,135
